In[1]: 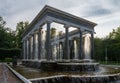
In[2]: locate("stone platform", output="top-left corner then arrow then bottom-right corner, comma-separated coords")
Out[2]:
41,61 -> 99,72
22,60 -> 41,69
22,60 -> 99,72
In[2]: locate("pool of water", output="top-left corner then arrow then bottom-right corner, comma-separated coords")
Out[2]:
11,64 -> 120,79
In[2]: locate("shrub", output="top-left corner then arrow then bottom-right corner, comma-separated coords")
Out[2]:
0,48 -> 21,61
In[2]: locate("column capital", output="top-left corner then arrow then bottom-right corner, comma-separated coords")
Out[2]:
80,28 -> 85,32
39,27 -> 43,30
31,32 -> 34,36
84,30 -> 95,34
22,39 -> 26,42
46,20 -> 52,24
90,31 -> 96,34
34,30 -> 39,34
36,25 -> 43,31
29,34 -> 33,37
64,24 -> 70,28
25,37 -> 29,41
28,35 -> 32,39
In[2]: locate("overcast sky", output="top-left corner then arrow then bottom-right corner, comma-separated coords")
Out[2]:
0,0 -> 120,37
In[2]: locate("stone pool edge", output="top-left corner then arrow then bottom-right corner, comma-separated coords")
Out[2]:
6,64 -> 31,83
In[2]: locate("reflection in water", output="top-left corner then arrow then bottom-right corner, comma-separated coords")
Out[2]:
12,65 -> 120,79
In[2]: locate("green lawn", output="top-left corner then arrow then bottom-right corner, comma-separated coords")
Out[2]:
99,61 -> 120,65
0,58 -> 12,62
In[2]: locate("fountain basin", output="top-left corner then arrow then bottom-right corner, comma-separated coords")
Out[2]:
41,61 -> 99,72
22,60 -> 99,72
11,63 -> 120,83
22,60 -> 41,68
30,74 -> 120,83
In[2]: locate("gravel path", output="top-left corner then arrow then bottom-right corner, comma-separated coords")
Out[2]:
0,63 -> 23,83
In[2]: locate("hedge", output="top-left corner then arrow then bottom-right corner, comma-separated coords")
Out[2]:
0,48 -> 21,60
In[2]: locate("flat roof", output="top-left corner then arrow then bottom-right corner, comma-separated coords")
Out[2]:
22,5 -> 97,37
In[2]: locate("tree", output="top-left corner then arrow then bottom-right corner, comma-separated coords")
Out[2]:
0,16 -> 6,27
94,37 -> 105,61
59,31 -> 64,36
0,16 -> 29,60
106,26 -> 120,61
114,26 -> 120,41
50,28 -> 56,38
16,21 -> 29,48
0,16 -> 9,48
94,26 -> 120,62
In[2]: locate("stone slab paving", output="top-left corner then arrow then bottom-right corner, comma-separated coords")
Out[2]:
0,63 -> 23,83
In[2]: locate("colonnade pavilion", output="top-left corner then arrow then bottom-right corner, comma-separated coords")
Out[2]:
22,5 -> 97,65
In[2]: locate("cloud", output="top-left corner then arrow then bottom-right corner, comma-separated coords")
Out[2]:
90,12 -> 120,37
0,0 -> 120,37
0,0 -> 46,16
83,5 -> 112,17
0,0 -> 47,30
4,6 -> 42,30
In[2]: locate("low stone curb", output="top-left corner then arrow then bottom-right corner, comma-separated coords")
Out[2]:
6,64 -> 31,83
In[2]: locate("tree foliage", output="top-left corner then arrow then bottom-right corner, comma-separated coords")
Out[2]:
0,48 -> 21,60
50,28 -> 56,38
0,16 -> 15,48
16,21 -> 29,48
94,26 -> 120,61
0,16 -> 28,60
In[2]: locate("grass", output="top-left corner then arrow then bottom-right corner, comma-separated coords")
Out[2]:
99,61 -> 120,65
0,58 -> 13,62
